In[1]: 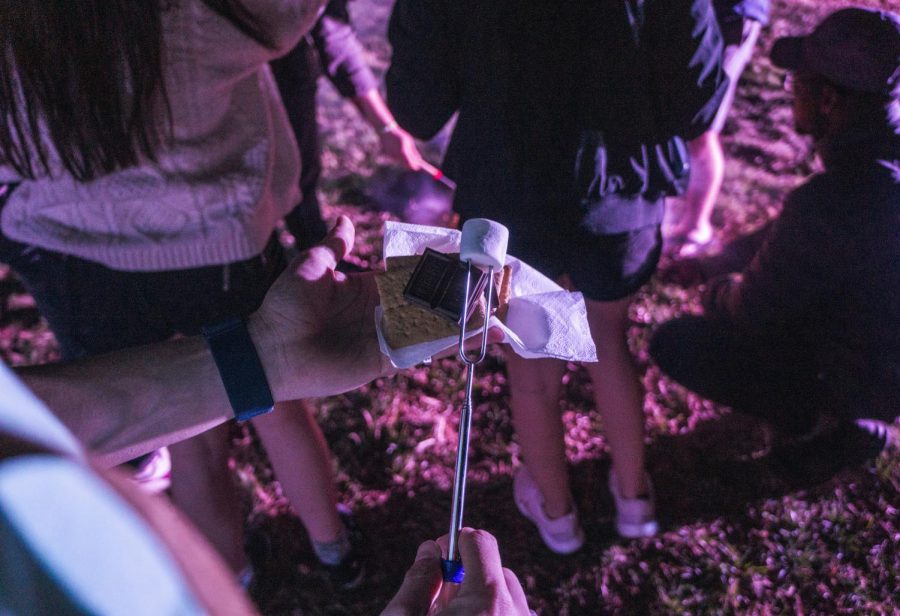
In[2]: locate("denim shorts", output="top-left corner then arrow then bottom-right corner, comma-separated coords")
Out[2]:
0,215 -> 285,360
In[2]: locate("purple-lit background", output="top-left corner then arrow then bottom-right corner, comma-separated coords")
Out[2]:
1,0 -> 897,613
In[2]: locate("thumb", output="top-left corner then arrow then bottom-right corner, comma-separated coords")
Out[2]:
318,215 -> 355,267
295,215 -> 355,278
381,541 -> 443,616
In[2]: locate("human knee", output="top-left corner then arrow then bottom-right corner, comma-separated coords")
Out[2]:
504,354 -> 565,401
585,298 -> 631,351
688,132 -> 724,175
508,378 -> 561,407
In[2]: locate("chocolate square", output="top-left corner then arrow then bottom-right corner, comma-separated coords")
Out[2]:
403,248 -> 487,324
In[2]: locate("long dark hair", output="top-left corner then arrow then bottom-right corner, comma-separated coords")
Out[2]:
0,0 -> 274,183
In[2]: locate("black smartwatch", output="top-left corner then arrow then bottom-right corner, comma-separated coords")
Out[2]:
201,316 -> 275,422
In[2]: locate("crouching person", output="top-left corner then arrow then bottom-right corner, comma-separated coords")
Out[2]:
650,7 -> 900,471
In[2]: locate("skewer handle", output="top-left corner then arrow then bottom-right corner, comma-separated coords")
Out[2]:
441,558 -> 465,583
420,161 -> 457,191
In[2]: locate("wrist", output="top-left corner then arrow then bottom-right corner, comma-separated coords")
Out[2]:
246,314 -> 286,404
377,119 -> 399,136
201,316 -> 274,421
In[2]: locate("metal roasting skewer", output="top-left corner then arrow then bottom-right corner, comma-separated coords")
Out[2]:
431,169 -> 457,192
441,260 -> 494,583
420,160 -> 458,192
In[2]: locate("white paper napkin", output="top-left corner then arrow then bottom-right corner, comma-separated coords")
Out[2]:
376,221 -> 598,368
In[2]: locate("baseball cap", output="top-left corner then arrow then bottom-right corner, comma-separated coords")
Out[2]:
770,7 -> 900,95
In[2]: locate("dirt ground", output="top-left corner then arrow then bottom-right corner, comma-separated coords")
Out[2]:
1,0 -> 898,614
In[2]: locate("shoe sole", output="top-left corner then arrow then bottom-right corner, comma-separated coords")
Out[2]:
616,519 -> 659,539
608,470 -> 659,540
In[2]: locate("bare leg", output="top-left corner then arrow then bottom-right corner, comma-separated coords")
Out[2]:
252,399 -> 343,543
506,353 -> 571,518
582,296 -> 649,499
169,423 -> 247,573
672,131 -> 723,246
669,20 -> 762,250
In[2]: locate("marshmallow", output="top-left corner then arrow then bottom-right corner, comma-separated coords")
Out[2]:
505,297 -> 552,351
460,219 -> 509,270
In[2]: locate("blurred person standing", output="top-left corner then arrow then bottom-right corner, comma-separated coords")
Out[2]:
271,0 -> 426,250
666,0 -> 770,256
387,0 -> 726,549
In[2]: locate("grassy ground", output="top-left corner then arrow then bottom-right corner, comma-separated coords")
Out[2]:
1,0 -> 898,614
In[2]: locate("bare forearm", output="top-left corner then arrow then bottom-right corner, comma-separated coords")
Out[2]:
353,88 -> 428,171
18,336 -> 233,467
352,88 -> 396,132
14,217 -> 387,469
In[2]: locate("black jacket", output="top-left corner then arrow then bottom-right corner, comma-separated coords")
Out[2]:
387,0 -> 727,233
704,129 -> 900,419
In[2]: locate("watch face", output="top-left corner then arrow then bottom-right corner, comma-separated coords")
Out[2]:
403,248 -> 487,324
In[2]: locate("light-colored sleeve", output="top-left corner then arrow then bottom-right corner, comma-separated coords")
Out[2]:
0,364 -> 83,460
178,0 -> 327,73
0,456 -> 203,614
312,0 -> 379,98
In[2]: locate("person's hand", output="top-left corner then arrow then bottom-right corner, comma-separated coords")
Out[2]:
250,216 -> 393,400
381,528 -> 532,616
380,126 -> 426,171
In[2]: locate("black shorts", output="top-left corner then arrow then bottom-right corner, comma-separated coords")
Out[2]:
495,218 -> 662,302
0,223 -> 285,360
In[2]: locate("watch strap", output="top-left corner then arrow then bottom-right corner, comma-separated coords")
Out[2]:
201,316 -> 274,422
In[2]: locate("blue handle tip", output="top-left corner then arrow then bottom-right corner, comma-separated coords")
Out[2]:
441,558 -> 465,583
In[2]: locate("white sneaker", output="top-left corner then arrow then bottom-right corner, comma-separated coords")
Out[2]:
513,466 -> 585,554
608,469 -> 658,538
129,447 -> 172,495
